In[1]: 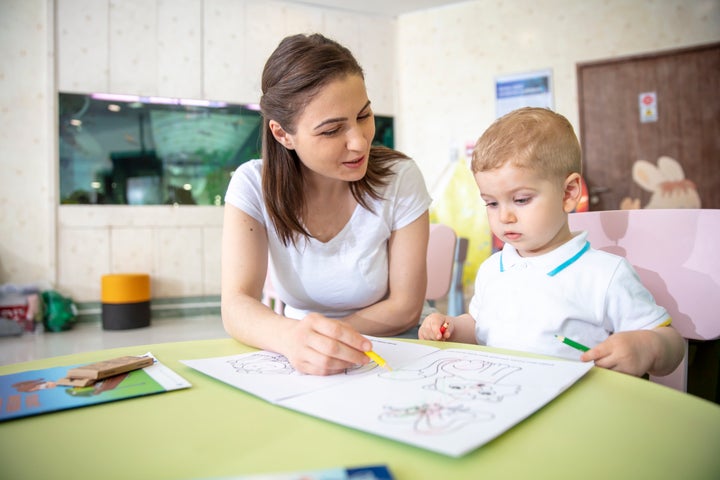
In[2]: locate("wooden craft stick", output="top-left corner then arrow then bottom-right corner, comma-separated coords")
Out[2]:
56,377 -> 96,387
66,355 -> 154,381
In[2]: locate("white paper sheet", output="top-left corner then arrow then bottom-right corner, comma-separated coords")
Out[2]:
182,338 -> 592,457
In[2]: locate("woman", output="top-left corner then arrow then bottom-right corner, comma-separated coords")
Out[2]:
222,33 -> 431,375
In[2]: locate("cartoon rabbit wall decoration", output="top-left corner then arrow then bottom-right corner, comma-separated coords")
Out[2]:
620,156 -> 701,209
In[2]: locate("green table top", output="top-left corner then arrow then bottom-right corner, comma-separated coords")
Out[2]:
1,338 -> 719,480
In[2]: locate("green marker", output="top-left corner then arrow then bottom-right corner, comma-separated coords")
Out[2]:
555,335 -> 590,352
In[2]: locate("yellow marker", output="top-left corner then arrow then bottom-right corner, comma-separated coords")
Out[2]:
365,350 -> 391,371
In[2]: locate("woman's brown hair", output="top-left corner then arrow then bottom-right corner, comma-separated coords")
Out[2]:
259,33 -> 408,246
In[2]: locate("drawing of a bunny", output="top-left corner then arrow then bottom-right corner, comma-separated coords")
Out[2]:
620,156 -> 701,209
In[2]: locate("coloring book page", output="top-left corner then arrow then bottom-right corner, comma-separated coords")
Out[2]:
182,339 -> 592,457
181,337 -> 437,402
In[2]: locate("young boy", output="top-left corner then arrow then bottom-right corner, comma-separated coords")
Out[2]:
419,107 -> 684,378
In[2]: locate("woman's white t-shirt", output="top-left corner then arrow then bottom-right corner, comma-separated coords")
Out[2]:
225,158 -> 431,319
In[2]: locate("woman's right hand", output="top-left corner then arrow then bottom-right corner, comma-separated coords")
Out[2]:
284,312 -> 374,375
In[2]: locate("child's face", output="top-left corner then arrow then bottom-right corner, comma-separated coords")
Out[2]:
474,163 -> 574,257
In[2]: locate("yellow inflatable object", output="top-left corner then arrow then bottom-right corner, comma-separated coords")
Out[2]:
430,157 -> 491,288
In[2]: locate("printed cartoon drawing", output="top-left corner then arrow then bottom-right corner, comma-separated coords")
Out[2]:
620,156 -> 701,209
12,379 -> 57,392
228,352 -> 295,375
379,402 -> 493,434
380,357 -> 521,402
376,356 -> 522,434
428,374 -> 521,402
227,352 -> 374,376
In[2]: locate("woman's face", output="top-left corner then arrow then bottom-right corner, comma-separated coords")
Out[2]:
271,74 -> 375,184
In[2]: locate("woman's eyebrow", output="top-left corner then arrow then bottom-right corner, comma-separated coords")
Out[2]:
312,101 -> 372,131
359,100 -> 372,113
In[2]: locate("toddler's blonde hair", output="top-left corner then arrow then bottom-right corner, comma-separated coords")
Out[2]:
471,107 -> 582,184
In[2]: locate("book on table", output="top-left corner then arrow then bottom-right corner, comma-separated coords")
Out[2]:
0,352 -> 190,421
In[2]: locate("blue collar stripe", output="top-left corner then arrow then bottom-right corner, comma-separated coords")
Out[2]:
546,241 -> 590,277
499,241 -> 590,276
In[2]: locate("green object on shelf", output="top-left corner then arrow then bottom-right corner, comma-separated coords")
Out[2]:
41,290 -> 78,332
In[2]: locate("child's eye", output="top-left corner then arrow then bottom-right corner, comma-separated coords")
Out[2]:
514,196 -> 531,205
484,201 -> 498,208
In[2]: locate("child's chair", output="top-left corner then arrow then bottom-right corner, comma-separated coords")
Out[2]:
447,237 -> 469,316
426,223 -> 457,304
261,257 -> 284,315
262,223 -> 460,318
568,208 -> 720,392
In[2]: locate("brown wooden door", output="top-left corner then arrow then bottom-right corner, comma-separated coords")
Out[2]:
577,43 -> 720,211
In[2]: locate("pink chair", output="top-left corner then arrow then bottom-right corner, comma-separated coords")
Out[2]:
568,209 -> 720,392
261,258 -> 284,315
262,223 -> 460,317
426,223 -> 457,303
447,237 -> 469,316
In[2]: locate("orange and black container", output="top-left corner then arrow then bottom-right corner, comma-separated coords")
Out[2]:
101,273 -> 151,330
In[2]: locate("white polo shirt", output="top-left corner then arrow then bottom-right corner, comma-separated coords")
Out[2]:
225,158 -> 431,319
469,231 -> 670,360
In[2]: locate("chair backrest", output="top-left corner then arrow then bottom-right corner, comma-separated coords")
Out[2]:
447,237 -> 469,316
262,224 -> 459,313
262,257 -> 284,315
568,208 -> 720,392
426,223 -> 457,301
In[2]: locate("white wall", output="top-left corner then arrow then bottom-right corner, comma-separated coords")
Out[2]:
1,0 -> 718,303
0,0 -> 56,292
396,0 -> 720,193
56,0 -> 396,113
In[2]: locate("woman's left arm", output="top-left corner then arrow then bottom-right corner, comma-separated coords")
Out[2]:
343,211 -> 429,336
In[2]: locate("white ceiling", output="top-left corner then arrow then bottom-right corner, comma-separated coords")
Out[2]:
282,0 -> 471,17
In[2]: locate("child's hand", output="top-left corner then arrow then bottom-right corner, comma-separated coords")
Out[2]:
418,313 -> 452,341
580,330 -> 660,377
581,327 -> 684,377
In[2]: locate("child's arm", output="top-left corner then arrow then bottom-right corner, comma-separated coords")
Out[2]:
418,312 -> 478,344
580,326 -> 685,377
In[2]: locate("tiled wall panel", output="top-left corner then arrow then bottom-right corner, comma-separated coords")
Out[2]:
110,227 -> 155,275
109,0 -> 158,95
202,0 -> 248,102
243,0 -> 293,102
57,227 -> 110,300
157,0 -> 203,99
0,0 -> 55,286
153,227 -> 204,297
202,226 -> 222,296
356,16 -> 395,116
57,0 -> 109,92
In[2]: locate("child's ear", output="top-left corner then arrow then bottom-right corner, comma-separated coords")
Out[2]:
562,173 -> 583,213
268,120 -> 295,150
